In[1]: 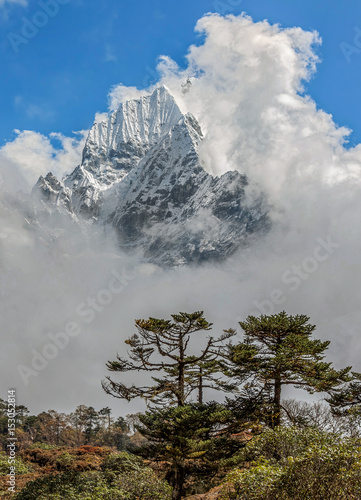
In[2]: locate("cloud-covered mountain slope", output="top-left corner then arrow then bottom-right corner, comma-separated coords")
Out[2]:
32,86 -> 270,266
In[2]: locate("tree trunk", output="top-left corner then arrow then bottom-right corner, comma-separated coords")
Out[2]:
198,367 -> 203,404
172,461 -> 185,500
178,336 -> 185,406
273,375 -> 282,428
177,362 -> 185,406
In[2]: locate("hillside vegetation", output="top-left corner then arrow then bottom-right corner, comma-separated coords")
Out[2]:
1,311 -> 361,499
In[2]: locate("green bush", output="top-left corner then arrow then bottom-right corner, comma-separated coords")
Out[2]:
277,442 -> 361,499
224,461 -> 284,499
55,452 -> 73,471
14,454 -> 172,500
27,442 -> 58,451
14,471 -> 111,500
236,426 -> 340,464
223,427 -> 361,500
112,467 -> 172,499
0,452 -> 32,475
100,451 -> 144,473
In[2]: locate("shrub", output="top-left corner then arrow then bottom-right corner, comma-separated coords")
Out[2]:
101,451 -> 144,473
112,467 -> 172,499
14,454 -> 172,500
0,452 -> 32,475
76,446 -> 106,455
27,443 -> 58,451
21,446 -> 108,472
55,452 -> 73,471
277,442 -> 361,500
224,461 -> 284,499
20,448 -> 56,468
223,427 -> 361,500
13,471 -> 111,500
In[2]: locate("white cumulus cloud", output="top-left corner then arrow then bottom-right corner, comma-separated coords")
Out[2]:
108,84 -> 151,112
0,129 -> 87,192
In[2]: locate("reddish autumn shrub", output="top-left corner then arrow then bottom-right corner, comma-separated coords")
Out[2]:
20,449 -> 56,468
77,445 -> 105,455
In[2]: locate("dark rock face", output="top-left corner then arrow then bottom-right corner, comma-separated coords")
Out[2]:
31,87 -> 270,266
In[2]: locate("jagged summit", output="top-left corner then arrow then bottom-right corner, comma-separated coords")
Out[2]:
81,86 -> 185,185
31,86 -> 270,266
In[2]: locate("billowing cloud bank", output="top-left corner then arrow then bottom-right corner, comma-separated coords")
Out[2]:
1,14 -> 361,414
0,130 -> 86,192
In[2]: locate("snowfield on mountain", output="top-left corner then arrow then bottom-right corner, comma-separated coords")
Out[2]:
31,86 -> 270,266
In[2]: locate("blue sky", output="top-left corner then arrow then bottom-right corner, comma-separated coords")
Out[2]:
1,0 -> 361,147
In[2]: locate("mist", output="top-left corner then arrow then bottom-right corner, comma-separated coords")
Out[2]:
1,13 -> 360,417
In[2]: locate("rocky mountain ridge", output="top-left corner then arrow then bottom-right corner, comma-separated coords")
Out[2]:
32,86 -> 270,266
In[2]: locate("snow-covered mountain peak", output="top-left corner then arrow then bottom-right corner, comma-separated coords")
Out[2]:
81,86 -> 185,185
31,85 -> 270,266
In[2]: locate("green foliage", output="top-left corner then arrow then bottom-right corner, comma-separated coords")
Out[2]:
138,402 -> 234,460
227,311 -> 351,427
100,451 -> 144,473
14,455 -> 172,500
224,462 -> 284,499
328,371 -> 361,416
55,451 -> 74,471
113,467 -> 172,499
224,387 -> 274,432
0,452 -> 32,475
103,311 -> 236,499
235,426 -> 340,463
13,471 -> 112,500
103,311 -> 232,407
137,402 -> 243,495
223,427 -> 361,499
27,442 -> 58,450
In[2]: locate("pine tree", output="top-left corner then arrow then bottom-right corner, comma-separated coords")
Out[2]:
102,311 -> 234,499
136,402 -> 240,498
225,311 -> 351,427
328,372 -> 361,416
102,311 -> 233,407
